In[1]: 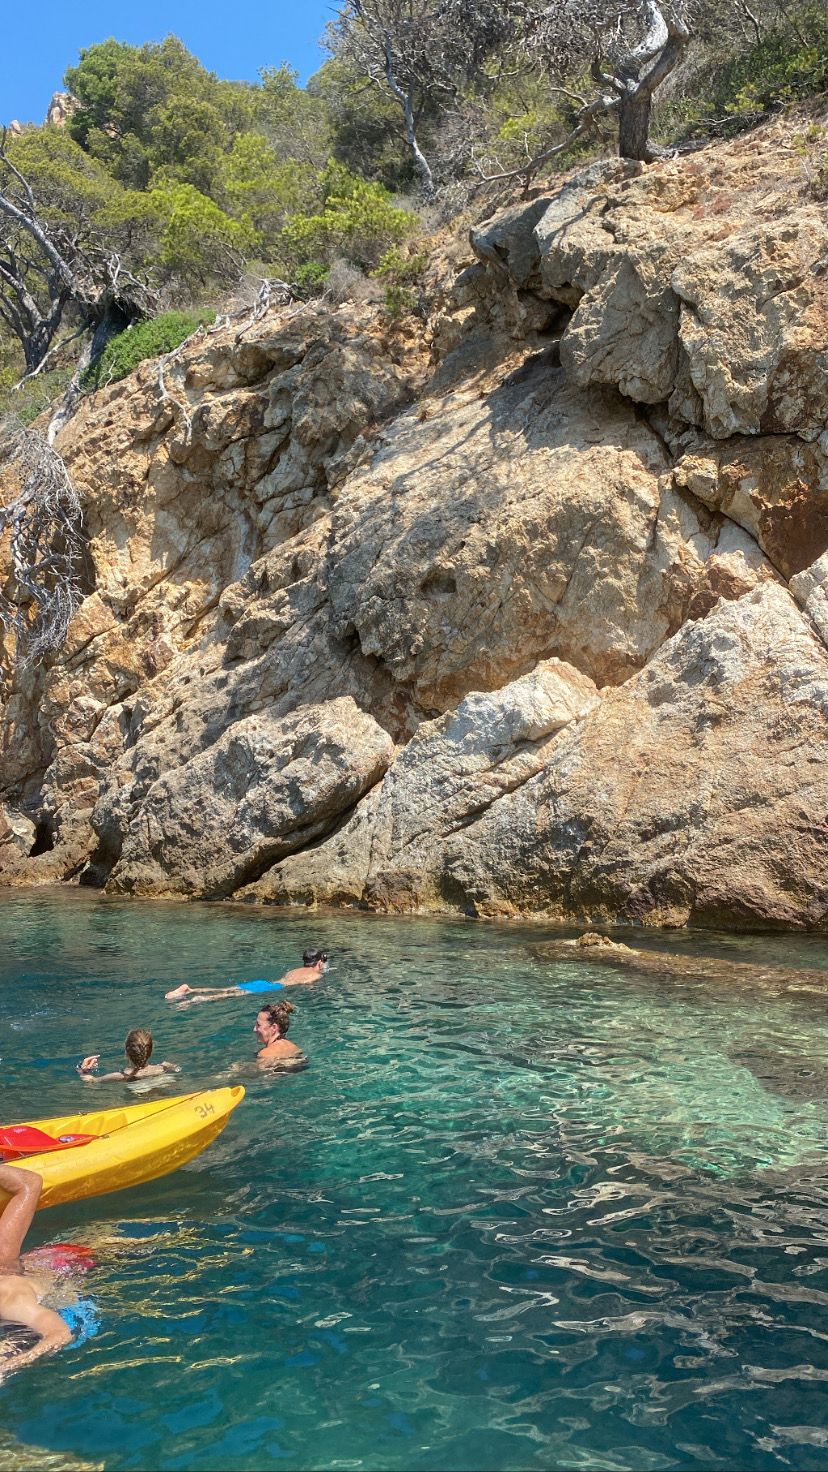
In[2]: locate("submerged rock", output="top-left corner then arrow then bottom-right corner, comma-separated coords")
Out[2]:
532,931 -> 828,992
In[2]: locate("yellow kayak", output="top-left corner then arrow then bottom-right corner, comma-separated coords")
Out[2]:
0,1088 -> 245,1210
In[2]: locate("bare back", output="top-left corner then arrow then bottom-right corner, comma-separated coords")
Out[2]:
279,966 -> 322,986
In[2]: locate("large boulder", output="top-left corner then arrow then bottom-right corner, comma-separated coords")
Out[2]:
435,583 -> 828,929
0,805 -> 35,864
473,128 -> 828,440
791,550 -> 828,652
248,658 -> 599,908
96,697 -> 395,898
326,361 -> 776,708
675,433 -> 828,579
671,217 -> 828,439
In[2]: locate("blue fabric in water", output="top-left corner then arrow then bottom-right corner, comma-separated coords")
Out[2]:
59,1297 -> 100,1348
237,979 -> 285,994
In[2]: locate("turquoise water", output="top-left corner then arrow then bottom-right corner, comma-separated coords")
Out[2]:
2,892 -> 828,1471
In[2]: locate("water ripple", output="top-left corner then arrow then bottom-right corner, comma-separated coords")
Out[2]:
2,894 -> 828,1469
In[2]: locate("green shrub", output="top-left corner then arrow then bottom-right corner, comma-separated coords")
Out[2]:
82,310 -> 214,391
794,129 -> 828,199
722,15 -> 828,119
374,247 -> 428,285
373,247 -> 428,321
0,364 -> 75,427
148,182 -> 251,286
656,6 -> 828,143
293,260 -> 330,297
279,162 -> 412,273
382,284 -> 419,320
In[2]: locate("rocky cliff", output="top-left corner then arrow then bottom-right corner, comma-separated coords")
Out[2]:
2,113 -> 828,930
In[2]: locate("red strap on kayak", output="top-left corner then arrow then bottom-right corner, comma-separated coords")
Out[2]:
0,1125 -> 98,1159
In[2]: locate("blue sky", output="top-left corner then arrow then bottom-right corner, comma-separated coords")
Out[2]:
2,0 -> 335,125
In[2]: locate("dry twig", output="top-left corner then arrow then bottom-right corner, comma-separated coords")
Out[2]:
0,426 -> 86,671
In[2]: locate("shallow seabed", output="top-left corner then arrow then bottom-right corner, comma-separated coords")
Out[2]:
2,890 -> 828,1471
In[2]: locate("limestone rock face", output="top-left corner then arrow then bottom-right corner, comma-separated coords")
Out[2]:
675,434 -> 828,579
249,659 -> 599,908
45,92 -> 78,128
791,550 -> 828,650
59,308 -> 409,636
0,805 -> 35,863
480,142 -> 828,442
0,305 -> 416,881
3,116 -> 828,932
436,585 -> 828,930
97,697 -> 395,898
326,365 -> 775,707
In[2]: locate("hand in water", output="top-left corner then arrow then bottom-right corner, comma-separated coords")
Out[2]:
165,985 -> 192,1001
78,1055 -> 100,1073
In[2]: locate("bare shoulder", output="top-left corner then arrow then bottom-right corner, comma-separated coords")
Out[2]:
257,1040 -> 302,1061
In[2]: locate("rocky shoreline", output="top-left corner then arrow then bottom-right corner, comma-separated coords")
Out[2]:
2,114 -> 827,931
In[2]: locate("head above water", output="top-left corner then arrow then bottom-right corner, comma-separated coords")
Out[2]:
124,1028 -> 153,1072
302,949 -> 329,970
255,1001 -> 295,1043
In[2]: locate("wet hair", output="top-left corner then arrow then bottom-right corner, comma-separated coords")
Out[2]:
259,1000 -> 295,1036
124,1028 -> 153,1074
302,949 -> 328,967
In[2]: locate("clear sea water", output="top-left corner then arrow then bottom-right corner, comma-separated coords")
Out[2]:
2,890 -> 828,1472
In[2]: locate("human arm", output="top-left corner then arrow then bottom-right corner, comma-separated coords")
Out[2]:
77,1058 -> 127,1083
0,1280 -> 71,1378
77,1056 -> 123,1083
161,1061 -> 181,1073
0,1164 -> 42,1260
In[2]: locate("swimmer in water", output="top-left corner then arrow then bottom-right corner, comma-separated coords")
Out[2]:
0,1165 -> 72,1377
78,1028 -> 180,1083
254,1001 -> 303,1065
165,949 -> 329,1004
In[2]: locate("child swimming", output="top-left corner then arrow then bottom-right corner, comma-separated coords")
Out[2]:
77,1028 -> 180,1083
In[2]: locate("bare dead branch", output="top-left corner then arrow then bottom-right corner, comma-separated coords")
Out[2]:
473,93 -> 618,185
0,426 -> 87,671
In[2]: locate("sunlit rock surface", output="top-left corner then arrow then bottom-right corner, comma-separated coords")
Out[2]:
2,113 -> 828,929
